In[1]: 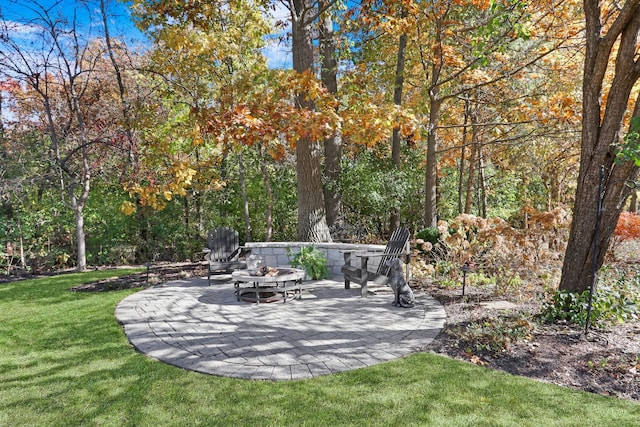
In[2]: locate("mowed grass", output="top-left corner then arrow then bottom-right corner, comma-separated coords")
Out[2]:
1,271 -> 638,426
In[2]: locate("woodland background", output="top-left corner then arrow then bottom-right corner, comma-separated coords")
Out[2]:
0,0 -> 639,290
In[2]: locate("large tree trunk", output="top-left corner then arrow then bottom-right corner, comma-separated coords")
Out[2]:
390,12 -> 407,232
292,0 -> 332,242
424,17 -> 444,228
559,0 -> 640,292
319,2 -> 342,228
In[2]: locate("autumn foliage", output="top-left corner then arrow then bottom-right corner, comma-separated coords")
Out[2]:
608,212 -> 640,260
414,208 -> 571,295
613,212 -> 640,240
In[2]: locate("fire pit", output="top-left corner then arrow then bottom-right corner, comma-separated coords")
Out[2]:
232,268 -> 305,303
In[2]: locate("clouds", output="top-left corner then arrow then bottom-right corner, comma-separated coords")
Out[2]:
262,2 -> 292,69
263,37 -> 292,69
0,19 -> 43,43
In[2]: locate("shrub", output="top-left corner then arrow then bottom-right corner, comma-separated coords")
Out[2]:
452,315 -> 534,353
416,227 -> 441,245
614,212 -> 640,240
418,209 -> 569,297
609,212 -> 640,260
540,283 -> 640,328
286,245 -> 329,280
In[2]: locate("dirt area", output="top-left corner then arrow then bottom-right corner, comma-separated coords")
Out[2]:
419,281 -> 640,403
67,262 -> 210,292
3,261 -> 639,402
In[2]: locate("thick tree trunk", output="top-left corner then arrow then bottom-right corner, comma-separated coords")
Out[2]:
292,0 -> 332,242
390,14 -> 407,232
559,0 -> 640,292
319,2 -> 342,228
424,18 -> 443,228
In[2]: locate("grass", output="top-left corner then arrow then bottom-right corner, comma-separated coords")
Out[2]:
1,271 -> 639,426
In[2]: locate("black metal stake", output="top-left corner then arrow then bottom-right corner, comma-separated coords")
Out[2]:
461,262 -> 470,296
585,166 -> 604,336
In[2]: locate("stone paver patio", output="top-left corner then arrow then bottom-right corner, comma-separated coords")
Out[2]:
115,277 -> 446,381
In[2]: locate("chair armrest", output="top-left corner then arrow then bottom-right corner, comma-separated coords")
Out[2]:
354,251 -> 410,259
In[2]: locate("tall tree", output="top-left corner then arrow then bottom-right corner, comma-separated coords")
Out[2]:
389,6 -> 408,231
319,0 -> 342,228
290,0 -> 333,241
559,0 -> 640,292
412,0 -> 576,226
0,2 -> 124,270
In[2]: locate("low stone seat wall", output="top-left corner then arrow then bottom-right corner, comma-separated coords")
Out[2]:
244,241 -> 386,279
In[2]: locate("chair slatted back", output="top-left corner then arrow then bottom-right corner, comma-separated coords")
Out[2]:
375,226 -> 411,276
207,227 -> 240,262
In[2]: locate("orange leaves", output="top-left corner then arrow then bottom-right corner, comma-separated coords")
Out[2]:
195,69 -> 340,156
452,0 -> 490,12
614,212 -> 640,241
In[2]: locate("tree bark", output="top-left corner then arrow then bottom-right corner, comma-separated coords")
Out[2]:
559,0 -> 640,292
390,10 -> 407,231
319,1 -> 342,228
477,141 -> 487,218
258,144 -> 273,241
458,97 -> 471,214
292,0 -> 332,242
424,17 -> 444,228
629,191 -> 638,212
464,105 -> 479,214
238,150 -> 252,242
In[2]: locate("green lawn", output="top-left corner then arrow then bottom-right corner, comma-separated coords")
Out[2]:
1,271 -> 638,426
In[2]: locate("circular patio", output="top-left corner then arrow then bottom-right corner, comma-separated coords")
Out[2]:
115,277 -> 446,381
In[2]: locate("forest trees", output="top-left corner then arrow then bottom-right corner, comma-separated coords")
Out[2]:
130,0 -> 343,242
559,0 -> 640,292
3,0 -> 635,277
0,1 -> 137,270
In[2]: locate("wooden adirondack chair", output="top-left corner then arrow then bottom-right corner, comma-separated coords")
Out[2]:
204,227 -> 248,285
341,227 -> 411,297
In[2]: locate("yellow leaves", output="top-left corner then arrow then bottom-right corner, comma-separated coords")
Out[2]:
120,201 -> 136,216
453,0 -> 490,11
341,103 -> 418,149
192,125 -> 204,146
122,161 -> 200,214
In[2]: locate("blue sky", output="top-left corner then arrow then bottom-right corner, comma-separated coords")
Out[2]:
0,0 -> 147,46
0,0 -> 292,68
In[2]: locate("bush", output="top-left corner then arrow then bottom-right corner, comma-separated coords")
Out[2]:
416,227 -> 441,245
286,246 -> 329,280
452,315 -> 534,353
540,284 -> 640,328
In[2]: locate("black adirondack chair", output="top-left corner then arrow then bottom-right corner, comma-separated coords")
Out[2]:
204,227 -> 247,285
341,227 -> 411,297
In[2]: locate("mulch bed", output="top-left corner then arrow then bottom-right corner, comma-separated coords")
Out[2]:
68,262 -> 209,292
420,281 -> 640,403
